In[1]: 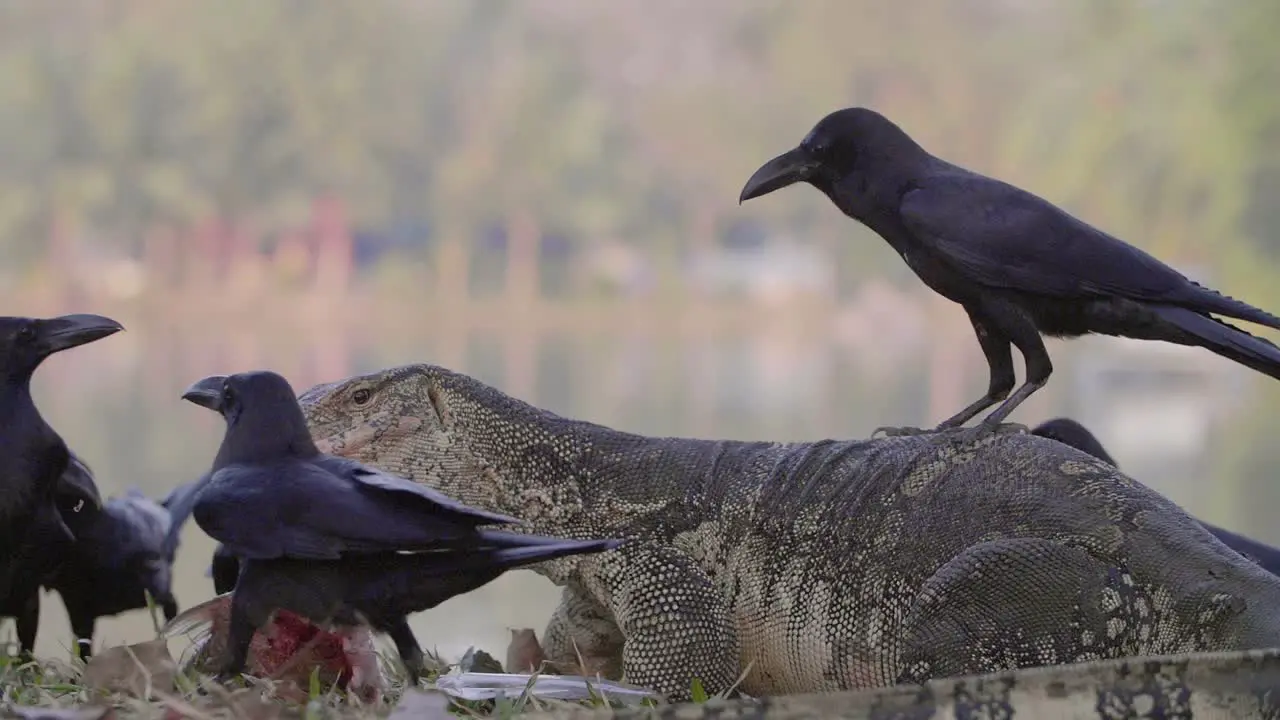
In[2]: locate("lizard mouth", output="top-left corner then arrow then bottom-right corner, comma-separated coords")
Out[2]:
313,414 -> 422,457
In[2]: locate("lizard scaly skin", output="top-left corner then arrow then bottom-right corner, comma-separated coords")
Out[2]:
296,363 -> 1280,702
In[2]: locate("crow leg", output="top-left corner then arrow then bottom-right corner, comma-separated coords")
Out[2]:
876,307 -> 1017,438
213,591 -> 257,683
934,308 -> 1018,430
387,618 -> 426,686
14,592 -> 38,662
972,307 -> 1052,430
68,606 -> 95,661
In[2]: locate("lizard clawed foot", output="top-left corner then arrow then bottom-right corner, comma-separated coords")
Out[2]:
871,425 -> 934,438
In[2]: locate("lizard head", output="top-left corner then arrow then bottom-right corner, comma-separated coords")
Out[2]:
296,363 -> 509,513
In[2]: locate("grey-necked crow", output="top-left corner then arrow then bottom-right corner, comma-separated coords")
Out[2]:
740,108 -> 1280,437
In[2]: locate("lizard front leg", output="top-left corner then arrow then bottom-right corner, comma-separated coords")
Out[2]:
540,587 -> 624,679
575,544 -> 740,702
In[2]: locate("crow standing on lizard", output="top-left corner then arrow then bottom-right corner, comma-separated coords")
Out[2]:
739,108 -> 1280,438
174,370 -> 624,684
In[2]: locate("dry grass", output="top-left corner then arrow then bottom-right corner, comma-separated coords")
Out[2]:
0,597 -> 699,720
1,592 -> 744,719
0,646 -> 664,719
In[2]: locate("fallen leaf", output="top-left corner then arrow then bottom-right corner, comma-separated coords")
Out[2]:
4,707 -> 114,720
458,646 -> 504,674
506,628 -> 546,673
388,689 -> 453,720
82,639 -> 176,699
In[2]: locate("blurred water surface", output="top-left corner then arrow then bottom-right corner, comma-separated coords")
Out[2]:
8,307 -> 1269,663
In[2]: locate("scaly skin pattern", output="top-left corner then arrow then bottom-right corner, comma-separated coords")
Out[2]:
521,648 -> 1280,720
295,363 -> 1280,702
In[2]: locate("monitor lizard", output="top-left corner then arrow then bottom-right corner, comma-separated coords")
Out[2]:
294,363 -> 1280,702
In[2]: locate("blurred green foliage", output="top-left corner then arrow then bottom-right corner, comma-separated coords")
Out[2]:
0,0 -> 1271,290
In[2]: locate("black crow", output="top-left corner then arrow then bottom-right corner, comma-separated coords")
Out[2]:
0,451 -> 101,659
1031,417 -> 1280,577
44,484 -> 181,660
1028,418 -> 1119,466
0,314 -> 121,611
740,108 -> 1280,437
210,543 -> 239,595
158,473 -> 207,558
2,454 -> 181,661
177,370 -> 625,684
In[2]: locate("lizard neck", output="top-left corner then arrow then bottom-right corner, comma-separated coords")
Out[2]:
454,407 -> 745,539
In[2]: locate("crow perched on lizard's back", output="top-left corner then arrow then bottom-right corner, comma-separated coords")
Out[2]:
0,314 -> 121,611
175,370 -> 624,684
739,108 -> 1280,436
1031,416 -> 1280,578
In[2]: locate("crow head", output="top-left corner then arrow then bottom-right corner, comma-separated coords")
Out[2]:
0,314 -> 124,383
182,370 -> 317,465
739,107 -> 924,203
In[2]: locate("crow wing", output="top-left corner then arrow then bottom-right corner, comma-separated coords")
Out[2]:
312,454 -> 519,527
192,458 -> 518,561
899,174 -> 1196,301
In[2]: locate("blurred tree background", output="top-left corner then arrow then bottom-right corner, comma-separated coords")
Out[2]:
2,0 -> 1279,658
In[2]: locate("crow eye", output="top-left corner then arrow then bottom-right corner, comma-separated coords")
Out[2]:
16,324 -> 35,342
352,388 -> 372,405
222,386 -> 234,403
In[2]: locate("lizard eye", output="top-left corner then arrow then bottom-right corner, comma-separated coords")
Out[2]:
352,388 -> 372,405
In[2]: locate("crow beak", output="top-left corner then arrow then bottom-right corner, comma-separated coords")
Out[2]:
38,314 -> 124,356
739,147 -> 821,204
182,375 -> 228,412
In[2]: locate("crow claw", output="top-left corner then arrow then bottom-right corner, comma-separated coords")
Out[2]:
871,425 -> 933,438
945,421 -> 1030,446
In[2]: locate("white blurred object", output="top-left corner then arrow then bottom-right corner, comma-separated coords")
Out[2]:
433,671 -> 661,704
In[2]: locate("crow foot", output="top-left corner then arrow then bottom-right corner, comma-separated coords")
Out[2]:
870,425 -> 934,438
943,421 -> 1030,446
